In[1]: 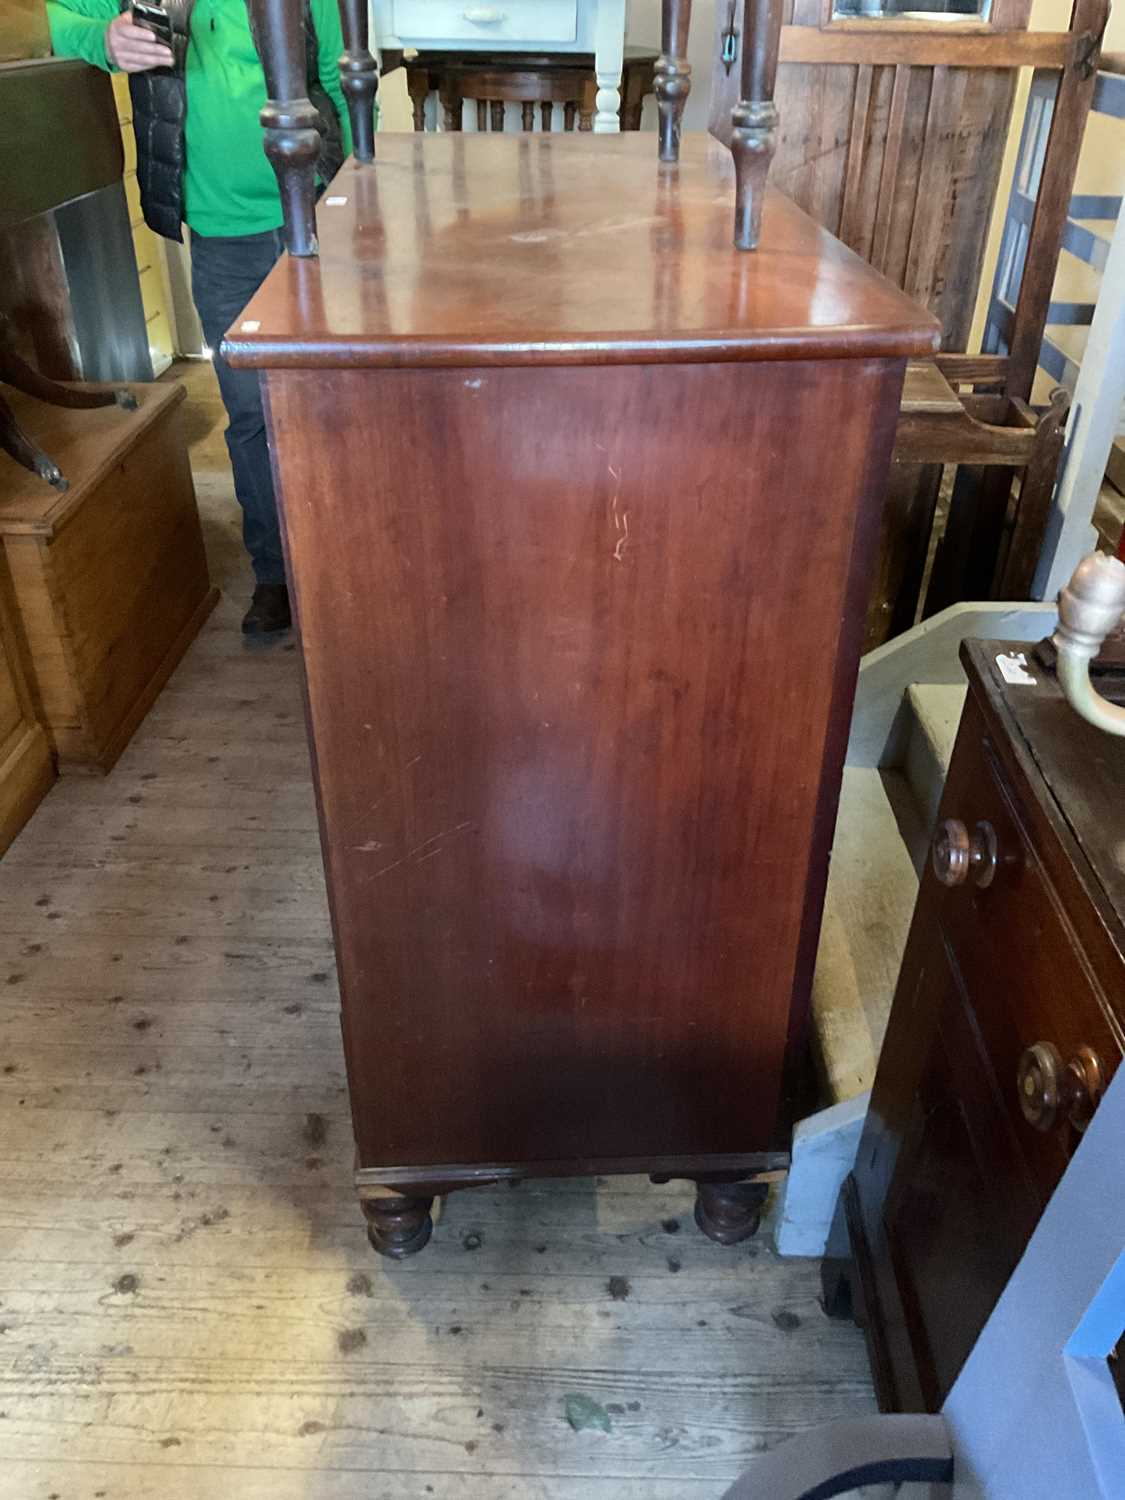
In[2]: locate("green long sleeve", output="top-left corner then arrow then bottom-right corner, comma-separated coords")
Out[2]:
46,0 -> 118,71
47,0 -> 362,238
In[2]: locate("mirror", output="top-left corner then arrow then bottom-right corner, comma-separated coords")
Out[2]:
831,0 -> 992,17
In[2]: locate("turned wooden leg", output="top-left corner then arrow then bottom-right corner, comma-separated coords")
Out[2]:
246,0 -> 323,256
564,100 -> 577,131
730,0 -> 782,250
476,100 -> 488,132
361,1191 -> 435,1259
522,102 -> 535,132
0,391 -> 67,490
655,0 -> 693,163
336,0 -> 379,163
650,1170 -> 773,1246
490,100 -> 505,133
694,1180 -> 769,1245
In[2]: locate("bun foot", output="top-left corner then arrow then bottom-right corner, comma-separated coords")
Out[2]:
694,1180 -> 769,1246
362,1193 -> 434,1259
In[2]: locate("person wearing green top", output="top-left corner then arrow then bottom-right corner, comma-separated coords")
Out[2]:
47,0 -> 357,634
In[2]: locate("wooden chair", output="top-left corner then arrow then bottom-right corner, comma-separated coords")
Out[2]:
403,49 -> 658,134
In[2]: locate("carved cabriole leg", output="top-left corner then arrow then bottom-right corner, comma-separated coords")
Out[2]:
655,0 -> 693,163
0,391 -> 67,490
336,0 -> 379,163
246,0 -> 322,256
730,0 -> 783,250
361,1190 -> 435,1259
0,315 -> 136,412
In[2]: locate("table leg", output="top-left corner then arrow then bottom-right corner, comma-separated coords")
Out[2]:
656,0 -> 693,162
246,0 -> 321,256
592,0 -> 627,133
730,0 -> 783,250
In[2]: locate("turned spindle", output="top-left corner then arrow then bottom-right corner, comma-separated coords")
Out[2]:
246,0 -> 323,256
336,0 -> 379,163
655,0 -> 693,164
729,0 -> 782,250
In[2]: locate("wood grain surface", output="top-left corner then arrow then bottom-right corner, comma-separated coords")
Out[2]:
267,354 -> 903,1176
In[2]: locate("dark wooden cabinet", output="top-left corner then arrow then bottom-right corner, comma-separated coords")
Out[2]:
836,639 -> 1125,1411
225,132 -> 936,1256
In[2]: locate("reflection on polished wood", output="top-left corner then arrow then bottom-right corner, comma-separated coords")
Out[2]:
226,135 -> 939,369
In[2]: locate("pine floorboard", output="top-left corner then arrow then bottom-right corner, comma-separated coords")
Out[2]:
0,360 -> 877,1498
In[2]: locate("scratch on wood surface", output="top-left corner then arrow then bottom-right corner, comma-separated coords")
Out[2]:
614,513 -> 630,563
367,822 -> 476,878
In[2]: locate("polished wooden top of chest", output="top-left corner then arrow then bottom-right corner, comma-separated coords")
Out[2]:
226,133 -> 939,371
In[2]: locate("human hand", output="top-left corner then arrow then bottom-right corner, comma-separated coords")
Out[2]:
105,11 -> 174,71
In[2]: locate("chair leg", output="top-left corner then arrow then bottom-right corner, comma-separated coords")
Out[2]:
522,102 -> 534,131
541,101 -> 553,131
476,100 -> 487,132
995,387 -> 1070,597
490,100 -> 504,132
564,101 -> 577,131
718,1415 -> 953,1500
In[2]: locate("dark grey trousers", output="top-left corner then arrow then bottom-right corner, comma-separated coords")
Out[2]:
190,227 -> 286,586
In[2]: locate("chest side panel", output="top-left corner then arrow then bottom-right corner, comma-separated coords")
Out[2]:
267,357 -> 899,1169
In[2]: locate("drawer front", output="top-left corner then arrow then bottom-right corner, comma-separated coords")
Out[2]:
934,708 -> 1124,1197
879,931 -> 1045,1408
390,0 -> 579,44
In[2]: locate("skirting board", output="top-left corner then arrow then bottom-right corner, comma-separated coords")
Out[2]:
774,1092 -> 869,1258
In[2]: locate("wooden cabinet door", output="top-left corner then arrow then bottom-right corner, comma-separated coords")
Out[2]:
875,929 -> 1046,1410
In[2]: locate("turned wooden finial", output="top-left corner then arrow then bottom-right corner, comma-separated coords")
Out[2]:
655,0 -> 693,164
336,0 -> 379,163
729,0 -> 782,250
246,0 -> 323,256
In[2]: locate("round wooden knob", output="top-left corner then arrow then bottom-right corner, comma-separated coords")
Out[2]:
1018,1043 -> 1105,1133
932,819 -> 997,888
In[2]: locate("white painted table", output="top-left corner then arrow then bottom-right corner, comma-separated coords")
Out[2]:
370,0 -> 629,132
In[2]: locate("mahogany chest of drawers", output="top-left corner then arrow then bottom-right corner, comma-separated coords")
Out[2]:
226,132 -> 936,1256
